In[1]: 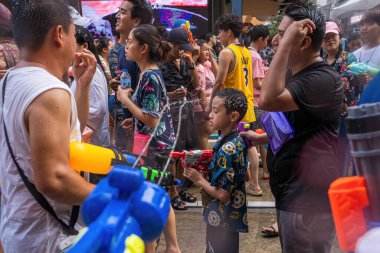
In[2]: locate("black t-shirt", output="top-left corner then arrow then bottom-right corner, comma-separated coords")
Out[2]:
267,61 -> 344,213
161,59 -> 193,100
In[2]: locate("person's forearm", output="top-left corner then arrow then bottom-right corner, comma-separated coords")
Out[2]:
123,98 -> 159,129
199,90 -> 207,111
190,67 -> 200,89
210,80 -> 223,104
260,44 -> 291,107
210,58 -> 218,76
253,78 -> 263,90
75,85 -> 91,133
38,165 -> 95,205
194,177 -> 229,203
255,133 -> 269,146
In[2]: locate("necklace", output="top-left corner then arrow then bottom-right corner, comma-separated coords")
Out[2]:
359,45 -> 380,64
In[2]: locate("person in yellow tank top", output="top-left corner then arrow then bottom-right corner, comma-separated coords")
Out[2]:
209,14 -> 263,199
210,14 -> 255,123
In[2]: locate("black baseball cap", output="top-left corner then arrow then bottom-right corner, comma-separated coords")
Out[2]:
167,28 -> 194,51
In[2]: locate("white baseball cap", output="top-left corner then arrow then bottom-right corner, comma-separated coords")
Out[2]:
68,6 -> 91,27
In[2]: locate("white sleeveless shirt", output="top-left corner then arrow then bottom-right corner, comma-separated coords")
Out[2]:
0,67 -> 81,252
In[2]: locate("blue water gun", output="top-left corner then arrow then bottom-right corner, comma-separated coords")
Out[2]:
347,63 -> 380,77
67,165 -> 171,253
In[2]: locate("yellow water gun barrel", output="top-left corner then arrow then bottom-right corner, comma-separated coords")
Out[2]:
69,142 -> 126,174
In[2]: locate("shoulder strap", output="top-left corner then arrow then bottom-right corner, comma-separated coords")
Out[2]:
1,74 -> 79,236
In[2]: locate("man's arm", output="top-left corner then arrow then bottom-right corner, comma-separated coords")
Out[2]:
26,89 -> 95,205
72,50 -> 97,132
189,66 -> 200,89
210,49 -> 234,103
259,44 -> 298,111
259,20 -> 316,112
182,53 -> 200,89
209,48 -> 218,76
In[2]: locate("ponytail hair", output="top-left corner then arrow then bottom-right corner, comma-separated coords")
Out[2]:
131,24 -> 173,63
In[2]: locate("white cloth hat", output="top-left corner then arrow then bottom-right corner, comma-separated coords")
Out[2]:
69,6 -> 91,27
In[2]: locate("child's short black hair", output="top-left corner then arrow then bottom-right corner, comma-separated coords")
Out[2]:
215,88 -> 248,122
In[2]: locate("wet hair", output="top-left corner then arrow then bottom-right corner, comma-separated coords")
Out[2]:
127,0 -> 153,25
75,28 -> 105,74
360,9 -> 380,26
205,33 -> 215,43
131,24 -> 172,62
215,88 -> 248,122
215,14 -> 243,38
249,25 -> 270,42
0,25 -> 12,39
156,25 -> 168,40
0,8 -> 12,39
96,36 -> 110,55
284,4 -> 326,52
11,0 -> 72,51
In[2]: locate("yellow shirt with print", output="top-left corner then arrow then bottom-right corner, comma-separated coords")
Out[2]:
224,44 -> 255,123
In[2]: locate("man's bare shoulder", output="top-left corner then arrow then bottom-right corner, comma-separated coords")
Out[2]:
25,88 -> 71,119
219,47 -> 234,58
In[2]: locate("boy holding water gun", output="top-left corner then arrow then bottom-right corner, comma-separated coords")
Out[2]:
184,88 -> 249,253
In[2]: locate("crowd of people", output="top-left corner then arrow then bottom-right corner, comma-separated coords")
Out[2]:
0,0 -> 379,252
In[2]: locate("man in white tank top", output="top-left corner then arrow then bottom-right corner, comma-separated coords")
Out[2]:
0,1 -> 97,252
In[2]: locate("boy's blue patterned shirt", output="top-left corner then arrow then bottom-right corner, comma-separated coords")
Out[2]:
203,130 -> 249,233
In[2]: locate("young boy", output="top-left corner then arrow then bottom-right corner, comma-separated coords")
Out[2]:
185,88 -> 249,253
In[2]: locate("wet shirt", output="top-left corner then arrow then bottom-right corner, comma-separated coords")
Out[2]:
132,69 -> 175,150
267,61 -> 343,214
203,130 -> 248,233
259,47 -> 275,68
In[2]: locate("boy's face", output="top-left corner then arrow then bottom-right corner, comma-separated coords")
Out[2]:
209,96 -> 233,131
360,21 -> 380,44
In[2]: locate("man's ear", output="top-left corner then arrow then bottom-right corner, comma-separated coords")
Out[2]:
132,17 -> 142,28
53,25 -> 65,48
227,29 -> 232,38
231,111 -> 240,122
300,36 -> 312,51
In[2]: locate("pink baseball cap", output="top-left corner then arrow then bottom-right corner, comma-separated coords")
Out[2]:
325,22 -> 340,35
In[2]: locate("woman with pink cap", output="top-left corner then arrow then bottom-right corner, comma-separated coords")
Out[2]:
323,21 -> 358,109
323,21 -> 358,177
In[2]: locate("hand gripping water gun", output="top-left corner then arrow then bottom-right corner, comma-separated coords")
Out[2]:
347,62 -> 380,77
69,142 -> 180,187
171,150 -> 213,178
237,121 -> 266,149
237,122 -> 253,148
68,165 -> 171,253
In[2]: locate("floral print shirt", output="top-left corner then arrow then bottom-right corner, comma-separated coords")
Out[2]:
259,47 -> 275,68
323,51 -> 360,110
203,130 -> 248,233
132,69 -> 175,150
